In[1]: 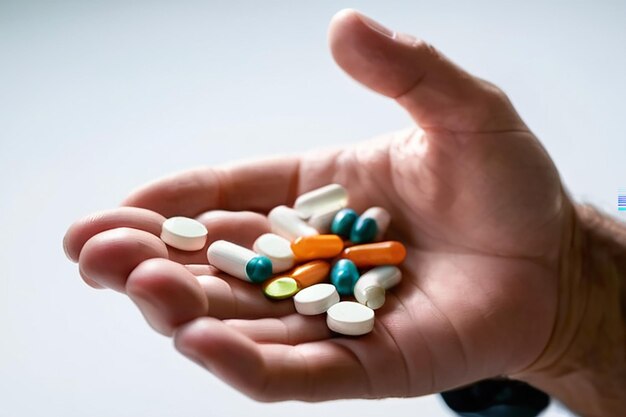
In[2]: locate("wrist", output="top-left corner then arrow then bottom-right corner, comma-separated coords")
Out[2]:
511,201 -> 626,416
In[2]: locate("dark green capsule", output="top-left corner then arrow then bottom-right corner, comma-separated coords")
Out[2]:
330,208 -> 358,239
350,216 -> 378,244
330,259 -> 360,296
245,256 -> 273,283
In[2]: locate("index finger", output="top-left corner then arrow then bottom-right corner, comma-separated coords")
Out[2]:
122,156 -> 301,217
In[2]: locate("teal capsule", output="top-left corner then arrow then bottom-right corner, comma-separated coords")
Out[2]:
350,217 -> 378,244
331,208 -> 358,239
330,259 -> 360,296
245,256 -> 274,283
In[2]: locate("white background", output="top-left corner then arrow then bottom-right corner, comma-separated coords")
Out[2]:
2,0 -> 625,416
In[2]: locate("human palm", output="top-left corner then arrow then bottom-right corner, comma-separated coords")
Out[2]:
64,10 -> 573,402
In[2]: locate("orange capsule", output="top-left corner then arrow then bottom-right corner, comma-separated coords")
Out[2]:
341,241 -> 406,267
291,234 -> 344,261
290,260 -> 331,288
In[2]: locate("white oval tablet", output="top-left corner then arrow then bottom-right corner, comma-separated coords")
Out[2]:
160,217 -> 208,251
326,301 -> 375,336
294,184 -> 348,219
293,283 -> 340,315
268,205 -> 319,241
253,233 -> 295,273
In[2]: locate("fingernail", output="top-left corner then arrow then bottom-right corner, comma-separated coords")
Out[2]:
356,12 -> 395,39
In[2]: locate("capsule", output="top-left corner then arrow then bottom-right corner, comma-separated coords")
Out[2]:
308,207 -> 341,233
350,216 -> 377,244
294,184 -> 348,219
268,205 -> 319,241
350,207 -> 391,243
354,266 -> 402,309
207,240 -> 273,283
341,241 -> 406,268
263,276 -> 299,300
289,260 -> 331,288
330,208 -> 358,239
363,207 -> 391,241
291,234 -> 344,261
253,233 -> 295,273
330,259 -> 360,296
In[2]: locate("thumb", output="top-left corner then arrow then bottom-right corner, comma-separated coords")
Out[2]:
328,9 -> 525,132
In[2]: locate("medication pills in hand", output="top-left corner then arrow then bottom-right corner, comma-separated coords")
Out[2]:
353,266 -> 402,309
268,206 -> 319,240
291,234 -> 344,261
160,216 -> 208,251
327,301 -> 375,336
293,184 -> 348,219
330,259 -> 360,296
207,240 -> 273,283
200,184 -> 407,336
294,283 -> 340,315
342,241 -> 406,267
253,233 -> 295,273
263,276 -> 299,300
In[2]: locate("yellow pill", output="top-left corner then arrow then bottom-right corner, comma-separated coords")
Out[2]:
291,234 -> 344,261
341,241 -> 406,267
290,260 -> 331,288
262,276 -> 299,300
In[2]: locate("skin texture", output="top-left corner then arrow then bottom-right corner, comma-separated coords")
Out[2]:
63,9 -> 625,415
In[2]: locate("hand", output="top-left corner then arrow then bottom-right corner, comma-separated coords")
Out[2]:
64,9 -> 581,406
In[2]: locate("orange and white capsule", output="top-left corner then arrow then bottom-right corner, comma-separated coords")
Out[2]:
291,234 -> 344,261
289,260 -> 331,288
341,241 -> 406,267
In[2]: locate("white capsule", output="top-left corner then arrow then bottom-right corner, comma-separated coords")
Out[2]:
361,207 -> 391,241
307,207 -> 341,233
294,184 -> 348,219
160,217 -> 208,251
207,240 -> 273,283
252,233 -> 295,273
327,301 -> 375,336
268,205 -> 319,241
294,283 -> 340,315
353,266 -> 402,310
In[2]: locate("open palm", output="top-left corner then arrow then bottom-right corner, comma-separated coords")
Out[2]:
64,10 -> 574,402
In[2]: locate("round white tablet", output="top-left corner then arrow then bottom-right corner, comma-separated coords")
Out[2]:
293,283 -> 339,315
326,301 -> 375,336
160,217 -> 208,251
253,233 -> 295,273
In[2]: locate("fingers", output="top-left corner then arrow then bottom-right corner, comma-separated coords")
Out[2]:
328,9 -> 525,132
79,228 -> 168,292
122,157 -> 301,217
126,259 -> 208,335
67,208 -> 271,276
174,318 -> 371,402
190,266 -> 295,319
64,207 -> 164,262
125,260 -> 297,335
224,315 -> 331,345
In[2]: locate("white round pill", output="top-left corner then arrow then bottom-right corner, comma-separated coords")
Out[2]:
326,301 -> 375,336
293,283 -> 340,315
160,217 -> 208,251
253,233 -> 295,273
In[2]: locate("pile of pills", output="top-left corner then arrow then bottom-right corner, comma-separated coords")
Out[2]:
159,184 -> 406,336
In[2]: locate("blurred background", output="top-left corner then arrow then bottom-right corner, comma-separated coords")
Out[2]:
1,0 -> 625,416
